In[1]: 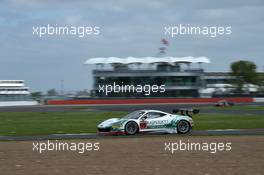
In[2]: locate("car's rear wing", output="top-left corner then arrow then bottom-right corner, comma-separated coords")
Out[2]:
172,108 -> 199,118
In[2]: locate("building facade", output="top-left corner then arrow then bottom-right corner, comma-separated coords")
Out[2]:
85,57 -> 261,98
0,80 -> 38,106
86,57 -> 212,97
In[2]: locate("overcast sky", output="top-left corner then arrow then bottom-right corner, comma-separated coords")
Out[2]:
0,0 -> 263,92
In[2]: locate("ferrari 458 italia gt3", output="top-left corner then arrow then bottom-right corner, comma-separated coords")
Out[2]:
97,109 -> 199,135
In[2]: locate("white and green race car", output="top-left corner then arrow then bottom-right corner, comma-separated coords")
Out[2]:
97,109 -> 199,135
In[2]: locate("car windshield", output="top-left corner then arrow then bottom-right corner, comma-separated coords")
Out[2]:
122,110 -> 145,119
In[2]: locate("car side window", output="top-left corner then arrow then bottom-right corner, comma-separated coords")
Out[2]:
145,112 -> 166,119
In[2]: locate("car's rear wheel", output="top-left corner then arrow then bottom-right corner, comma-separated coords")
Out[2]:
125,121 -> 138,135
177,120 -> 191,134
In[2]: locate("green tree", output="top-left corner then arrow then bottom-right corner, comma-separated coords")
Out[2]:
31,91 -> 42,100
230,60 -> 258,92
47,89 -> 58,96
258,73 -> 264,92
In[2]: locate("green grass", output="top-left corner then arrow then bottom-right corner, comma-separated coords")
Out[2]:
195,114 -> 264,130
0,112 -> 126,136
0,112 -> 263,136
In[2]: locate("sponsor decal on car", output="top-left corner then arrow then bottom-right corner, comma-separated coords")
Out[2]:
147,120 -> 170,126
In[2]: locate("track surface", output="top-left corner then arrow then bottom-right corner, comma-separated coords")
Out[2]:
1,129 -> 264,141
1,104 -> 263,174
0,103 -> 263,140
0,103 -> 263,115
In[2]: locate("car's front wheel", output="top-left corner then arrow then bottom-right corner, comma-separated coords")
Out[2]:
125,121 -> 138,135
177,120 -> 191,134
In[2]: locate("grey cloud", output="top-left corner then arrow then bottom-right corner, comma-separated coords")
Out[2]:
0,0 -> 263,92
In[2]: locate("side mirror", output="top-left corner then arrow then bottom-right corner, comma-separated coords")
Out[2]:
141,116 -> 147,121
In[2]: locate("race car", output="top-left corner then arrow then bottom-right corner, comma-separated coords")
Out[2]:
97,109 -> 199,135
215,100 -> 235,107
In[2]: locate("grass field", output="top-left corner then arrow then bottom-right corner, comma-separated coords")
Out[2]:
0,111 -> 263,136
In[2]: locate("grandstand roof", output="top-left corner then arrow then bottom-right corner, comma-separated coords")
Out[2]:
85,56 -> 210,65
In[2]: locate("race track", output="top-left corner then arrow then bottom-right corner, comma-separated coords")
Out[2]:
1,103 -> 264,175
0,102 -> 263,140
1,129 -> 264,141
0,102 -> 263,115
